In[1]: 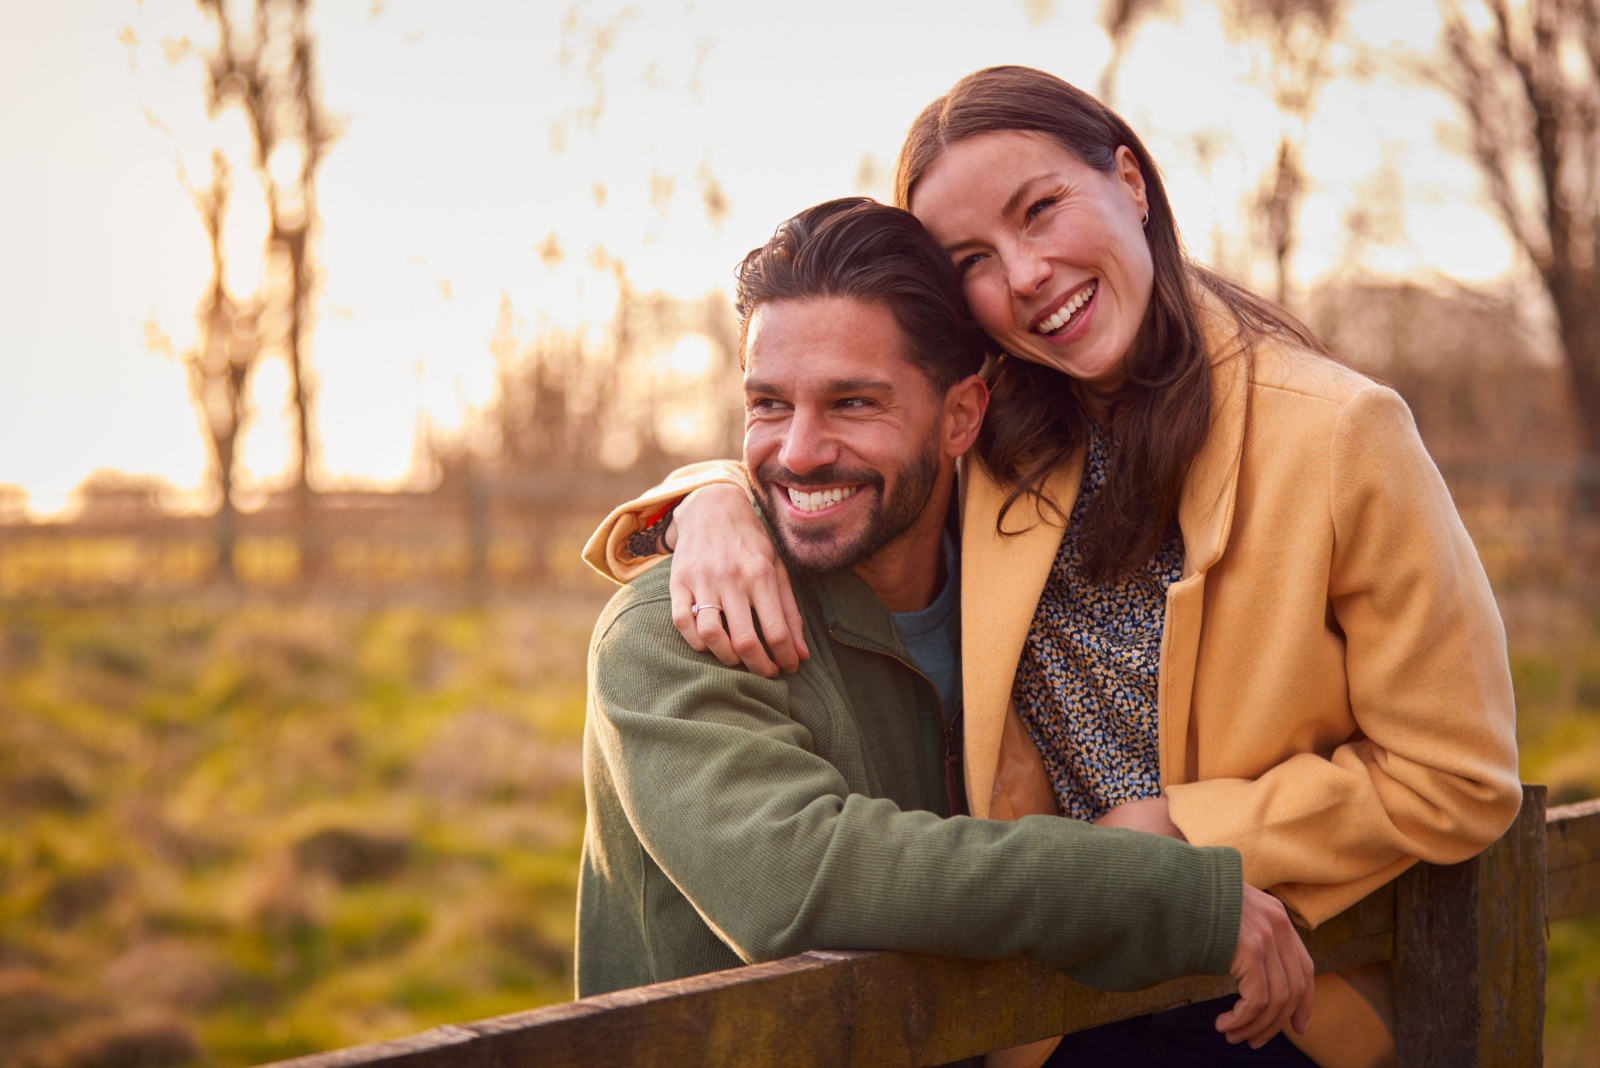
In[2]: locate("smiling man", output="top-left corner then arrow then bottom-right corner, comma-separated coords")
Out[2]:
574,199 -> 1308,1048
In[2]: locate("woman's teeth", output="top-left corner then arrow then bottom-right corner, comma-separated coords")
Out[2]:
788,486 -> 856,512
1037,280 -> 1097,335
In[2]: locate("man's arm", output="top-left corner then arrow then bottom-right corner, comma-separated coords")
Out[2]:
590,585 -> 1243,993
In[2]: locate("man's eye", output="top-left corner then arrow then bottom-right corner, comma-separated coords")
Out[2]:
748,398 -> 787,412
839,397 -> 875,410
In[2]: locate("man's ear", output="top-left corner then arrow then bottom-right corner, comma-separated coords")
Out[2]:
941,373 -> 988,459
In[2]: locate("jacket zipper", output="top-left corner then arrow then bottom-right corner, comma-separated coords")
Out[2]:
826,626 -> 968,817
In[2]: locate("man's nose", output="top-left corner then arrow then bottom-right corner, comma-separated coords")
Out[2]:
778,408 -> 838,475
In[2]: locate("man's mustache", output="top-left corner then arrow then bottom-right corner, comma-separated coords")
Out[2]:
752,463 -> 885,492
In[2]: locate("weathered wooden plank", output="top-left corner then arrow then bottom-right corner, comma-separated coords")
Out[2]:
1394,784 -> 1547,1067
1301,881 -> 1396,975
1548,796 -> 1600,921
259,916 -> 1396,1068
260,784 -> 1600,1068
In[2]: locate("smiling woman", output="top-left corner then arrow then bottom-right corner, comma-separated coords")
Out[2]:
585,66 -> 1521,1068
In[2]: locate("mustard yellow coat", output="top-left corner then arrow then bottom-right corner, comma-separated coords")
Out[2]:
582,295 -> 1522,1068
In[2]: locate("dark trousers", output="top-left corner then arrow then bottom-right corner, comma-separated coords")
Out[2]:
1042,995 -> 1319,1067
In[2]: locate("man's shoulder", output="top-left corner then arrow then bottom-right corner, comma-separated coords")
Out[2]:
592,559 -> 677,650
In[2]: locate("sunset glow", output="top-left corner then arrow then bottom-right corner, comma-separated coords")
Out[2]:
0,0 -> 1519,516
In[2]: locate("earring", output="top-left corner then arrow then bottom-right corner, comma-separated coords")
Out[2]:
1142,210 -> 1150,228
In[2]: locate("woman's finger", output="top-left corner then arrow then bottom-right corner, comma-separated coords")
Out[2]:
670,570 -> 710,654
720,597 -> 781,679
749,562 -> 803,674
693,603 -> 744,669
774,564 -> 810,663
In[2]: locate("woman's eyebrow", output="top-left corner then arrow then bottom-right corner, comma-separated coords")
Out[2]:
1001,173 -> 1053,219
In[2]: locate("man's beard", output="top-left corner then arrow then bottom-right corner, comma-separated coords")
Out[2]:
750,441 -> 940,575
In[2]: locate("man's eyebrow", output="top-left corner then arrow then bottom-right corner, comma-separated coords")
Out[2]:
744,377 -> 896,394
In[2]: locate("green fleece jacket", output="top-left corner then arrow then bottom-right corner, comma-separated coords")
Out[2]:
576,559 -> 1243,998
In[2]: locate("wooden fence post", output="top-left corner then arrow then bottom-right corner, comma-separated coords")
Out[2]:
1393,784 -> 1547,1066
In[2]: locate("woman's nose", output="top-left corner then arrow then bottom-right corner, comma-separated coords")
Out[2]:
1007,239 -> 1052,297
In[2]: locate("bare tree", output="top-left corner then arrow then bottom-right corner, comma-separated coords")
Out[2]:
1438,0 -> 1600,469
1226,0 -> 1344,306
197,0 -> 334,578
185,152 -> 262,585
1086,0 -> 1342,303
1098,0 -> 1173,104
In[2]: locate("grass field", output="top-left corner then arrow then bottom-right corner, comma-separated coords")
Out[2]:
0,579 -> 1597,1066
0,587 -> 608,1067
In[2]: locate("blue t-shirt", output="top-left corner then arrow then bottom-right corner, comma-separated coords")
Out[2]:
890,532 -> 960,721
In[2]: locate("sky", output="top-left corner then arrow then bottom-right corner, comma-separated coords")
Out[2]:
0,0 -> 1518,516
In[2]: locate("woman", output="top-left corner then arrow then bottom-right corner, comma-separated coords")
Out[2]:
583,67 -> 1520,1068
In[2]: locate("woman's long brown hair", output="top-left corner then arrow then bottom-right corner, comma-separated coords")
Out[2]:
895,66 -> 1324,582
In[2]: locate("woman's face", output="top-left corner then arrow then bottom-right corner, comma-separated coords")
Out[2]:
910,130 -> 1153,392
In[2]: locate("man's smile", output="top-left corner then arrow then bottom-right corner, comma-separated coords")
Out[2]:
783,484 -> 862,514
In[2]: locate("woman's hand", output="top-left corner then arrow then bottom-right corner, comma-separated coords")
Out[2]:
666,484 -> 810,678
1094,796 -> 1185,840
1216,884 -> 1315,1047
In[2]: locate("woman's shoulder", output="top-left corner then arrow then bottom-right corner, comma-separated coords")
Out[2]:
1246,333 -> 1389,412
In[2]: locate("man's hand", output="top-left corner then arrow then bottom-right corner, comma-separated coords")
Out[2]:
666,484 -> 809,678
1094,796 -> 1185,839
1217,883 -> 1315,1047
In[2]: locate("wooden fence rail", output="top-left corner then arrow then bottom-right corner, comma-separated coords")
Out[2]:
267,786 -> 1599,1068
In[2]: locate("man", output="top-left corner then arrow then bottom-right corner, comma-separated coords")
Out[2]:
577,198 -> 1310,1048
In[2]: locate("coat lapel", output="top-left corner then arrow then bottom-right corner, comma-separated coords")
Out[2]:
959,454 -> 1082,818
1159,292 -> 1252,785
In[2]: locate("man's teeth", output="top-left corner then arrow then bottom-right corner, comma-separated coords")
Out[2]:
787,486 -> 857,512
1037,280 -> 1098,334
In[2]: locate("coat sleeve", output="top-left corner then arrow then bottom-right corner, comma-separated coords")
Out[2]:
590,591 -> 1245,991
581,459 -> 748,583
1167,385 -> 1521,924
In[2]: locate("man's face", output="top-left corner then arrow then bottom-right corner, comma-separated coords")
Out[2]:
743,296 -> 944,574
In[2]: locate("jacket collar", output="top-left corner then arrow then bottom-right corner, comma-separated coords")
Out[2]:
813,569 -> 910,658
957,283 -> 1253,815
1180,286 -> 1252,578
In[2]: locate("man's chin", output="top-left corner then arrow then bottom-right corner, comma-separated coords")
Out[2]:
770,522 -> 871,575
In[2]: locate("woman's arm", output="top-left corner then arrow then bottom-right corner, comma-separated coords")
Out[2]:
1166,385 -> 1521,925
581,459 -> 746,581
582,459 -> 808,677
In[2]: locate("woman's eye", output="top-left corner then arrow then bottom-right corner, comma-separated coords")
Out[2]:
1025,196 -> 1057,222
956,252 -> 985,276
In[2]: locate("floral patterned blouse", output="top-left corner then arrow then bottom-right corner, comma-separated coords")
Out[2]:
1012,420 -> 1185,821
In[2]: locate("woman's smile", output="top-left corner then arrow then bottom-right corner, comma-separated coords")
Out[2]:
1033,278 -> 1098,338
909,130 -> 1153,392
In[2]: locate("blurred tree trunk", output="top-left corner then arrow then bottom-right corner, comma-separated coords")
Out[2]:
1440,0 -> 1600,490
199,0 -> 333,582
1098,0 -> 1173,105
187,153 -> 260,586
1231,0 -> 1343,307
1090,0 -> 1342,304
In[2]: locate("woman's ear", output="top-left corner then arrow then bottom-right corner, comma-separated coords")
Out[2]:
942,373 -> 989,459
1114,145 -> 1148,219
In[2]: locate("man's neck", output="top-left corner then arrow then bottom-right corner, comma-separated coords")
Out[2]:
849,486 -> 951,613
